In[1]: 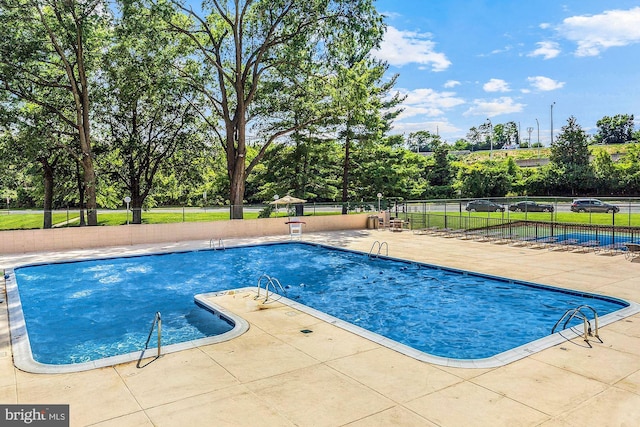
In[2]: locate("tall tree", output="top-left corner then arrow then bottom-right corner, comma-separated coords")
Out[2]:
549,116 -> 593,195
98,0 -> 198,224
0,0 -> 110,225
595,114 -> 634,144
155,0 -> 384,218
425,140 -> 455,198
407,130 -> 441,153
330,57 -> 403,214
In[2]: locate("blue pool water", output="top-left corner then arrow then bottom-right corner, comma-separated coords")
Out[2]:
12,242 -> 629,365
555,232 -> 637,247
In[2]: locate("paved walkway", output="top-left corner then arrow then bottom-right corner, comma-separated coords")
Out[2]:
1,230 -> 640,426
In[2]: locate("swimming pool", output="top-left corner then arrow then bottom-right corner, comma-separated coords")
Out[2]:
7,242 -> 639,371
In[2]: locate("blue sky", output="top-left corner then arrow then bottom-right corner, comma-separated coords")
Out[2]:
372,0 -> 640,144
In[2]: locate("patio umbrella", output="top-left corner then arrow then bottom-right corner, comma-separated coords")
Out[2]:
270,195 -> 307,217
270,195 -> 307,206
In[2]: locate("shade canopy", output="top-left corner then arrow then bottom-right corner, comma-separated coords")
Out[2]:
270,195 -> 306,205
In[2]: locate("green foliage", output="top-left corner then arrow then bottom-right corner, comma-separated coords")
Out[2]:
595,114 -> 634,144
548,116 -> 593,195
455,158 -> 518,198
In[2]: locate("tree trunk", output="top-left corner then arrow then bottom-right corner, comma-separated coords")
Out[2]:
82,153 -> 98,225
42,160 -> 54,229
229,161 -> 246,219
131,180 -> 142,224
341,122 -> 352,215
76,163 -> 86,226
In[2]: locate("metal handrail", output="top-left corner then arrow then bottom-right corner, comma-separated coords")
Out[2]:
368,241 -> 388,258
551,305 -> 600,344
256,273 -> 286,302
210,238 -> 225,250
143,311 -> 162,358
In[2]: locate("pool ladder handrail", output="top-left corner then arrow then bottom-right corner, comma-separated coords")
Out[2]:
143,311 -> 162,358
210,238 -> 225,250
368,241 -> 388,258
256,273 -> 286,302
551,305 -> 601,345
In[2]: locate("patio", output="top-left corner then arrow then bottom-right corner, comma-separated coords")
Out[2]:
1,230 -> 639,426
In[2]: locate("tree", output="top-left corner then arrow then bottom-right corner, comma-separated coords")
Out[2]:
350,137 -> 426,203
466,127 -> 483,151
98,0 -> 199,224
456,161 -> 513,198
407,130 -> 441,153
155,0 -> 385,219
549,116 -> 593,195
592,149 -> 620,194
330,58 -> 403,213
425,140 -> 455,198
595,114 -> 634,144
0,0 -> 110,225
247,134 -> 342,204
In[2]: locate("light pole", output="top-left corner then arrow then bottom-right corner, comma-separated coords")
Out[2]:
124,196 -> 131,225
535,118 -> 540,158
377,193 -> 382,212
550,102 -> 556,145
486,118 -> 493,158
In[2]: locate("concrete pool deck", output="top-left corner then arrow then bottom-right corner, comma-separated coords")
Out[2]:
1,230 -> 639,426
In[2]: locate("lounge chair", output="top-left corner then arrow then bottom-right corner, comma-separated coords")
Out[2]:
548,238 -> 579,251
413,226 -> 440,235
595,242 -> 626,256
509,236 -> 537,247
575,240 -> 600,253
624,243 -> 640,261
530,236 -> 558,249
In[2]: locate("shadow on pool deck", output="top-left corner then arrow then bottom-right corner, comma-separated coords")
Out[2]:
1,230 -> 640,426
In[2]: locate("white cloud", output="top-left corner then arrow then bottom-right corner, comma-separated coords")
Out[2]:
540,23 -> 551,30
388,120 -> 461,136
528,41 -> 561,59
395,88 -> 465,120
444,80 -> 460,88
483,78 -> 511,93
557,7 -> 640,56
373,26 -> 452,71
463,97 -> 525,117
527,76 -> 565,91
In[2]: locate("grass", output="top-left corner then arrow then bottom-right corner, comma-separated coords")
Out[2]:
0,212 -> 79,230
2,207 -> 637,230
0,209 -> 343,229
94,211 -> 261,226
461,143 -> 631,163
405,211 -> 640,228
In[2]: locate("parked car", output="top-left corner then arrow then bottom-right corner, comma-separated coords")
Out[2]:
509,201 -> 554,213
465,200 -> 505,212
570,198 -> 619,213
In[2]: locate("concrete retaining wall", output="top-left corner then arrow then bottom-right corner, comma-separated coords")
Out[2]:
0,214 -> 370,254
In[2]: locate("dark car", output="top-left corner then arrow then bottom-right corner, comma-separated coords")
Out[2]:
465,200 -> 505,212
509,201 -> 554,213
570,198 -> 619,213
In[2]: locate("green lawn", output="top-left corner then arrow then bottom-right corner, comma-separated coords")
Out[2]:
0,213 -> 79,230
94,211 -> 261,226
1,208 -> 637,230
405,210 -> 639,228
